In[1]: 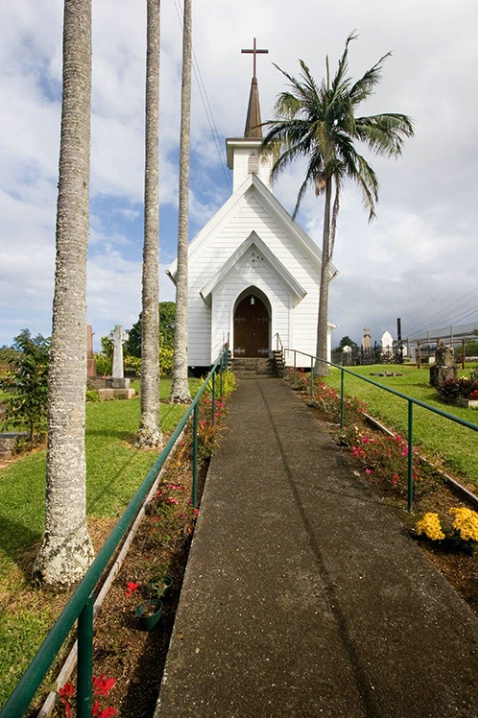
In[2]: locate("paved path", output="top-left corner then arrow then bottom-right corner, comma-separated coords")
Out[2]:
155,378 -> 478,718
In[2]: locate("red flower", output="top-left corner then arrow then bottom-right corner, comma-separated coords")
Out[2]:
125,581 -> 141,597
93,673 -> 116,697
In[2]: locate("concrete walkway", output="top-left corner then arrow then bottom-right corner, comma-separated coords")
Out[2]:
155,378 -> 478,718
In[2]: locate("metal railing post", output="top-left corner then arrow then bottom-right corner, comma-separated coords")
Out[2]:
192,403 -> 199,509
77,594 -> 94,718
293,350 -> 297,385
340,369 -> 345,429
211,370 -> 216,424
407,400 -> 414,512
310,356 -> 314,396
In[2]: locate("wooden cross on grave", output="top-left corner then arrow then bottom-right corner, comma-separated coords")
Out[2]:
241,38 -> 269,79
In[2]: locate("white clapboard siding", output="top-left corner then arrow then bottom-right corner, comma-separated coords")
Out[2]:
168,162 -> 338,366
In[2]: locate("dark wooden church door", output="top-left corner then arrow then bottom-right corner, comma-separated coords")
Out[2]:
233,296 -> 270,357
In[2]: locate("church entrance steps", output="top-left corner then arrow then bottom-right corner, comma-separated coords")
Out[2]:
229,356 -> 277,378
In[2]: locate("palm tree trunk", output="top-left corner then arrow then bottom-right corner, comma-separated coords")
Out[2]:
137,0 -> 162,447
169,0 -> 192,404
315,178 -> 332,377
33,0 -> 94,586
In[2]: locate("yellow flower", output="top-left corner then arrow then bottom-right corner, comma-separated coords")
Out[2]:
416,513 -> 445,541
449,507 -> 478,543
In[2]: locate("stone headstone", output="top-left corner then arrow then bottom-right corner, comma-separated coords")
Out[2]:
381,331 -> 393,351
362,327 -> 371,351
430,341 -> 457,387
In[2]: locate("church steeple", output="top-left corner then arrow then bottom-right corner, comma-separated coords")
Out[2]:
244,77 -> 262,138
241,38 -> 268,138
226,38 -> 273,192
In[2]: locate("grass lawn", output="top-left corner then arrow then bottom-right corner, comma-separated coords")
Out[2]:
0,377 -> 201,707
322,364 -> 478,488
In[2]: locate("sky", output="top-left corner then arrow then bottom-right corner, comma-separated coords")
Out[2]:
1,0 -> 478,351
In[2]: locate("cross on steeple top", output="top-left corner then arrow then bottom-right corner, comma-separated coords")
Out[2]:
241,38 -> 269,80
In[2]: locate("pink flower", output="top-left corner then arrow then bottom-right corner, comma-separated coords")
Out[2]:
365,469 -> 371,475
167,497 -> 179,505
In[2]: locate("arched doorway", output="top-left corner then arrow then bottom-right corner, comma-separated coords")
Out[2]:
233,292 -> 270,357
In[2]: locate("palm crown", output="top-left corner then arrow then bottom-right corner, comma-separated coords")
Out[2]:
261,33 -> 414,374
262,32 -> 414,232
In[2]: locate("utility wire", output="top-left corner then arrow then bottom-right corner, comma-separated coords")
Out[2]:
172,0 -> 232,193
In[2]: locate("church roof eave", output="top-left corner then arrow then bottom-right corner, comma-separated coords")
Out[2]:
166,173 -> 338,283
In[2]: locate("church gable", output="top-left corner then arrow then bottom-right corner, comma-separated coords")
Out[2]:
200,232 -> 306,307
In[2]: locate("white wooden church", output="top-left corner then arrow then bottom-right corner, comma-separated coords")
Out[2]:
167,46 -> 338,370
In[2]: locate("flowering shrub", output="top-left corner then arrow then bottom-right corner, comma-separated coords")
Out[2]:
439,376 -> 478,402
285,369 -> 367,425
468,390 -> 478,401
415,513 -> 446,541
58,674 -> 116,718
340,424 -> 419,490
415,507 -> 478,553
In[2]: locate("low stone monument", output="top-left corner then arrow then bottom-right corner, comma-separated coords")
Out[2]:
95,325 -> 136,400
429,341 -> 457,387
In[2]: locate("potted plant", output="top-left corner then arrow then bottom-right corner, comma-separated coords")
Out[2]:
135,598 -> 163,631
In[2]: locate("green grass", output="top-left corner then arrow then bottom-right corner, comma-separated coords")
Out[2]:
322,364 -> 478,487
0,378 -> 202,708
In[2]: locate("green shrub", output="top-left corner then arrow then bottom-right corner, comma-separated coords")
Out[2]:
439,376 -> 478,402
160,346 -> 174,376
123,355 -> 141,376
94,353 -> 112,376
0,330 -> 49,442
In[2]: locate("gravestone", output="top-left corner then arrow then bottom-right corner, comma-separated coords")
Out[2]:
362,327 -> 372,351
430,341 -> 457,387
380,331 -> 394,362
87,324 -> 97,378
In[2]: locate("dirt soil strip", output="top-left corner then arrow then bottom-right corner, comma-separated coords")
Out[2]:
37,431 -> 185,718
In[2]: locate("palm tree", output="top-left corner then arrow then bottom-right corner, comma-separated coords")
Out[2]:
169,0 -> 192,404
136,0 -> 162,448
262,33 -> 414,375
33,0 -> 95,585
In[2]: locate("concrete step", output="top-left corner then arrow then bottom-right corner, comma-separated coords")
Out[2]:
230,357 -> 277,379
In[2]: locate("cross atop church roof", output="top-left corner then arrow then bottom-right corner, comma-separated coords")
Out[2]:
241,38 -> 269,139
241,38 -> 269,80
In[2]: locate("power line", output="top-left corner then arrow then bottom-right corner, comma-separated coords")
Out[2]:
172,0 -> 231,193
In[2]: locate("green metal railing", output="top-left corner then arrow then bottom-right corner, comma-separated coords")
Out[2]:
0,348 -> 228,718
285,348 -> 478,513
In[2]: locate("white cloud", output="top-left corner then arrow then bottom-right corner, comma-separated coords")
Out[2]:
1,0 -> 478,349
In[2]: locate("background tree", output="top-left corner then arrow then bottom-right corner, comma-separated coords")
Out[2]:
136,0 -> 162,448
262,33 -> 414,375
126,302 -> 176,357
169,0 -> 192,404
33,0 -> 95,586
337,335 -> 357,350
0,330 -> 50,443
